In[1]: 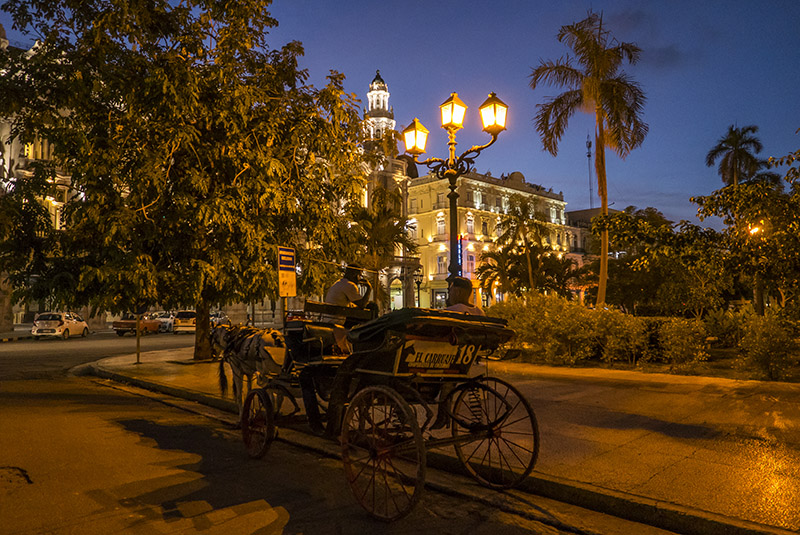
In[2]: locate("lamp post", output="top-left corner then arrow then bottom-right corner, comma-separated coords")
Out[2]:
413,269 -> 423,306
402,92 -> 508,279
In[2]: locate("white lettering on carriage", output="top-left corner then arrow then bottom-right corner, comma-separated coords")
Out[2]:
402,341 -> 478,370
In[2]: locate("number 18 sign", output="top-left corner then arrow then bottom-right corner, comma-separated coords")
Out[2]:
277,246 -> 296,297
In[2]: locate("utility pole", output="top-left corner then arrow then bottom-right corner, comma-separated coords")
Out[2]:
586,134 -> 594,209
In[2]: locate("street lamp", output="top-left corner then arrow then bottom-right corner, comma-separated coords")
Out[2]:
402,92 -> 507,279
413,269 -> 423,306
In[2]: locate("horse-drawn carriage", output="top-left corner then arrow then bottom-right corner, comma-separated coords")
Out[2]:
232,304 -> 540,521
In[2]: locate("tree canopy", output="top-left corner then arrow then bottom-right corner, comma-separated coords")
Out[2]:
0,0 -> 369,356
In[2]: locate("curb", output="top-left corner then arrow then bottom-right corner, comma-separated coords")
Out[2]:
0,335 -> 33,342
82,363 -> 795,535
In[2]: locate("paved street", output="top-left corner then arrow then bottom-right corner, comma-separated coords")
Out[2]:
2,335 -> 798,534
0,331 -> 195,380
490,362 -> 800,532
85,348 -> 800,535
1,375 -> 673,535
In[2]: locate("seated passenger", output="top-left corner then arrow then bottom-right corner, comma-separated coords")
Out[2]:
444,276 -> 484,316
323,264 -> 373,352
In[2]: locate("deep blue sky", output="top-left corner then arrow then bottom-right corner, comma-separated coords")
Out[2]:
3,1 -> 799,227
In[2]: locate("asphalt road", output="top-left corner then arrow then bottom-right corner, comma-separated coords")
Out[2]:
0,331 -> 196,380
0,336 -> 682,534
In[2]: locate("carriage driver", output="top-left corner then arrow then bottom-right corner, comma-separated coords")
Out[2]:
323,264 -> 373,352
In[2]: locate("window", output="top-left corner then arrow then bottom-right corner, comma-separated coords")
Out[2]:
437,216 -> 445,235
466,254 -> 475,273
437,255 -> 447,274
495,196 -> 502,208
481,220 -> 488,235
466,214 -> 474,234
466,191 -> 473,203
410,198 -> 417,212
475,191 -> 482,207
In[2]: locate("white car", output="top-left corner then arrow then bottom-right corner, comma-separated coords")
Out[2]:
32,312 -> 90,340
152,311 -> 174,333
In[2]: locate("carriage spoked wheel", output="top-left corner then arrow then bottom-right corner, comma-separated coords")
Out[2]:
340,385 -> 426,521
451,376 -> 539,489
241,388 -> 275,459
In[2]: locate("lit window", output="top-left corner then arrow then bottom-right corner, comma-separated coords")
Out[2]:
437,255 -> 447,274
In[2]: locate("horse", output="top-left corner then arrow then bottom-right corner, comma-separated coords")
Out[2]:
211,324 -> 286,420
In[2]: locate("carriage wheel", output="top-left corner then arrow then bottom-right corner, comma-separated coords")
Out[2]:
451,377 -> 539,489
241,389 -> 275,459
341,386 -> 426,521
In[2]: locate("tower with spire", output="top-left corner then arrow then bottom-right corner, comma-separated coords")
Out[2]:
364,70 -> 395,146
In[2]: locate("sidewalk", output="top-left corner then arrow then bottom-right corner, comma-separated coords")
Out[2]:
0,325 -> 33,342
82,349 -> 800,535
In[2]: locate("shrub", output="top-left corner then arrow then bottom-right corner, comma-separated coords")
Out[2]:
704,308 -> 741,348
658,318 -> 709,370
738,315 -> 797,381
488,293 -> 597,365
595,308 -> 649,365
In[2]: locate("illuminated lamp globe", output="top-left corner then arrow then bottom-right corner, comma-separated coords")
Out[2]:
439,92 -> 467,130
402,118 -> 429,155
479,92 -> 508,135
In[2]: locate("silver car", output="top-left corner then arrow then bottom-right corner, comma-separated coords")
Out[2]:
31,312 -> 90,340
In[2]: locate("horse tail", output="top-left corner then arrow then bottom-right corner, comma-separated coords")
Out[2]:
218,357 -> 228,397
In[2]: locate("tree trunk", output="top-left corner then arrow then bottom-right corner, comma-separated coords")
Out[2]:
754,275 -> 765,316
0,274 -> 14,332
525,249 -> 535,292
595,116 -> 609,306
194,299 -> 211,360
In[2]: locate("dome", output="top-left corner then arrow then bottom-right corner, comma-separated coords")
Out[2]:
370,70 -> 387,91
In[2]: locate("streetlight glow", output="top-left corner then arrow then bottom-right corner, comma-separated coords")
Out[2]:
402,118 -> 429,155
440,93 -> 467,130
479,92 -> 508,134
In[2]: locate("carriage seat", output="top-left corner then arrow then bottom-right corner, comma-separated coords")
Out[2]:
285,319 -> 342,363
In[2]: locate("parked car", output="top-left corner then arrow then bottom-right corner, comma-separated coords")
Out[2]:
31,312 -> 89,340
173,310 -> 197,334
112,313 -> 161,336
210,311 -> 230,327
152,311 -> 174,333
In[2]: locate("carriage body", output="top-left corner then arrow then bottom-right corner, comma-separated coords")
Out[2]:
347,308 -> 514,379
239,307 -> 539,522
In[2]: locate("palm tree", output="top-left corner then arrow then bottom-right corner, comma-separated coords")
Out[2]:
349,186 -> 417,312
530,12 -> 648,305
705,124 -> 763,186
496,195 -> 549,291
475,247 -> 524,301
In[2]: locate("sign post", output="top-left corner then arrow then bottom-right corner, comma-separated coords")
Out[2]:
278,247 -> 296,328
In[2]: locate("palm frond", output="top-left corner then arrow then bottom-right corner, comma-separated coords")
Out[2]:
535,90 -> 583,156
